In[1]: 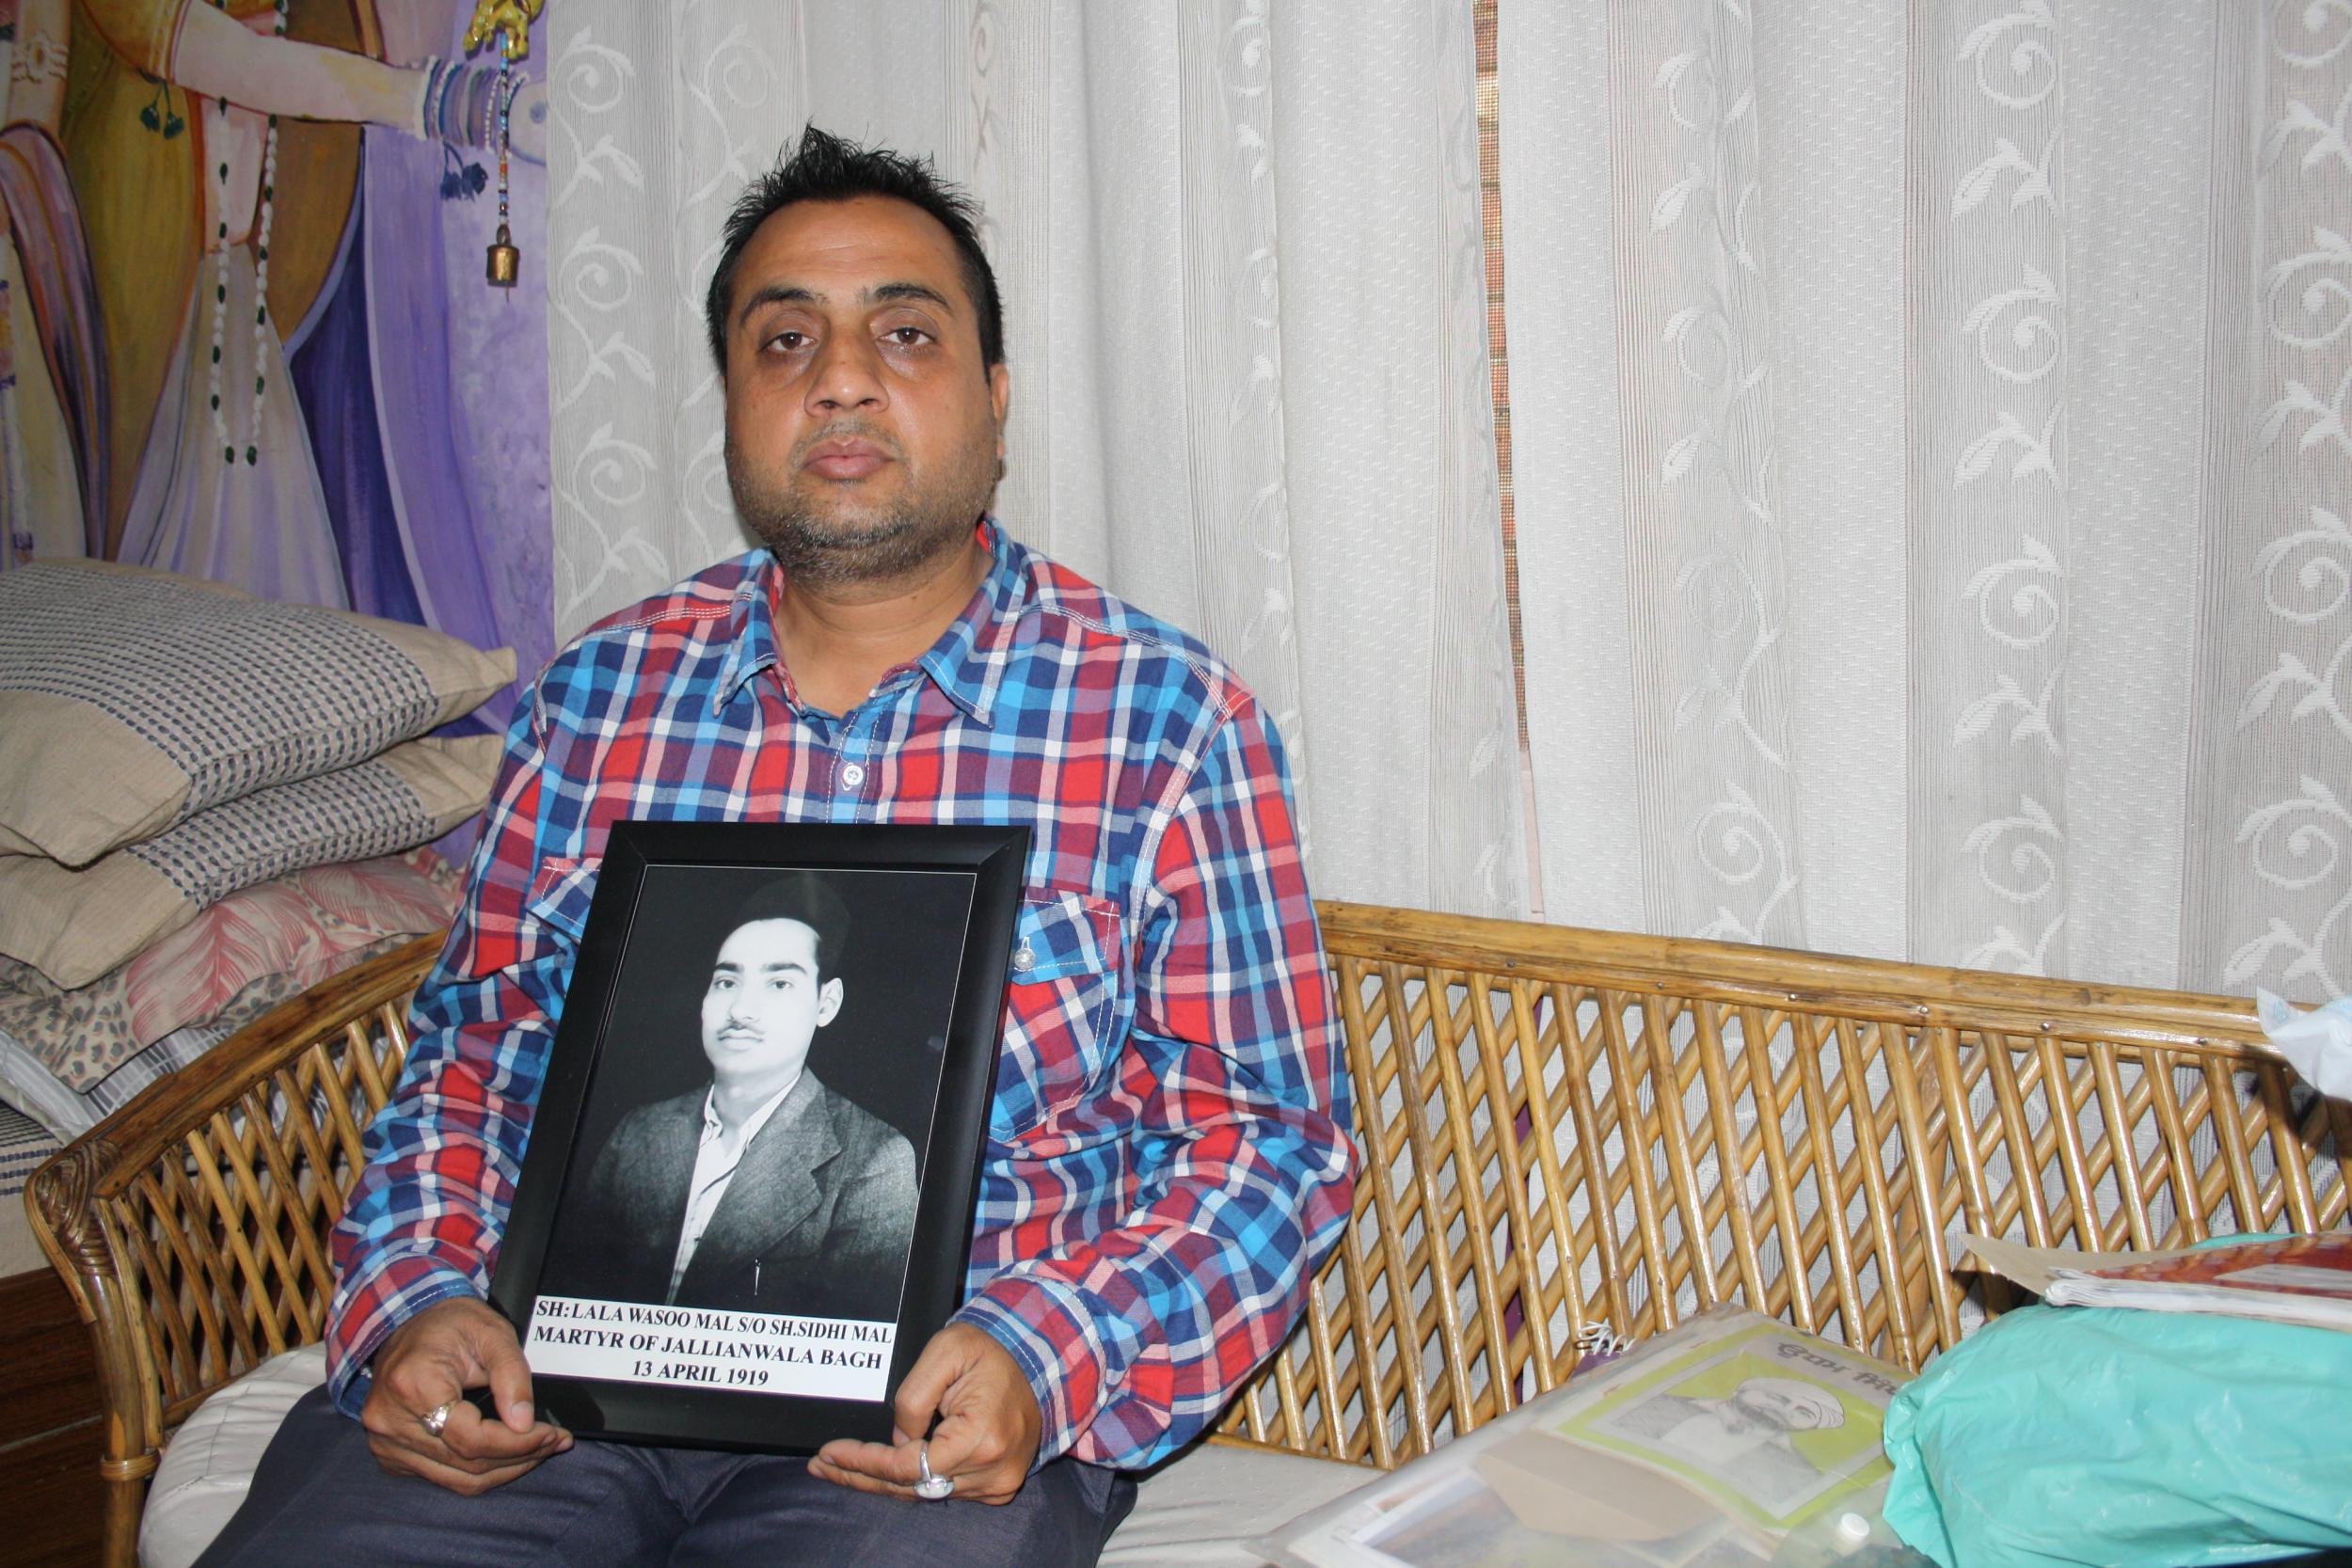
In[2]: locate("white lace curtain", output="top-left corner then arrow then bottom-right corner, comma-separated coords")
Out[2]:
546,2 -> 2349,1001
543,0 -> 1525,923
1500,0 -> 2347,1000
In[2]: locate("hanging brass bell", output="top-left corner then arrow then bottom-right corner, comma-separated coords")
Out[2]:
486,224 -> 520,287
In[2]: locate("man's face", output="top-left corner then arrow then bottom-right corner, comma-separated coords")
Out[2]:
699,917 -> 842,1096
1730,1383 -> 1826,1433
721,195 -> 1012,589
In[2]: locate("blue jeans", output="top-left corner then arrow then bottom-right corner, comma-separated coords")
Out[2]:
196,1386 -> 1136,1568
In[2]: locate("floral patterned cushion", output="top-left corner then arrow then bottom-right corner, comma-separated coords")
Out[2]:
0,848 -> 460,1096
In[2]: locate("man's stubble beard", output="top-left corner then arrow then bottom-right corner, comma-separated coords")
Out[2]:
727,419 -> 1000,592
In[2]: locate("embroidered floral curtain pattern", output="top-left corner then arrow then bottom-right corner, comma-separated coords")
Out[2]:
1503,0 -> 2348,1000
542,1 -> 1525,919
2186,0 -> 2352,999
543,2 -> 2343,998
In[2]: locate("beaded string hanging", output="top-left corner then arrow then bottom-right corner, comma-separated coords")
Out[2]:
464,1 -> 538,283
208,0 -> 287,467
485,31 -> 520,285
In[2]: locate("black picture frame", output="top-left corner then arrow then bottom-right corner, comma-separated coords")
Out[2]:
484,819 -> 1029,1452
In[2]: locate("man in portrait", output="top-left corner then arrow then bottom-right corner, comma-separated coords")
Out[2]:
543,874 -> 917,1323
1605,1374 -> 1845,1508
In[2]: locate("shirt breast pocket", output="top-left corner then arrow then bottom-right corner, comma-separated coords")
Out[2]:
522,857 -> 597,947
990,890 -> 1125,1141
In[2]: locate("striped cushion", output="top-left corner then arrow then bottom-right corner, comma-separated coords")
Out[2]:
0,736 -> 498,990
0,1101 -> 60,1275
0,559 -> 513,866
0,1016 -> 236,1141
0,1101 -> 57,1198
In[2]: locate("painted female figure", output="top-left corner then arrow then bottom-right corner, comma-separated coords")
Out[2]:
0,0 -> 108,568
24,0 -> 543,620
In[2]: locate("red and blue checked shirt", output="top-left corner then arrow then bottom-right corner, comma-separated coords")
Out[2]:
326,522 -> 1356,1469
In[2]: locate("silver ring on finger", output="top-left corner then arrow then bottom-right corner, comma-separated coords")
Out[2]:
914,1441 -> 954,1500
421,1400 -> 455,1439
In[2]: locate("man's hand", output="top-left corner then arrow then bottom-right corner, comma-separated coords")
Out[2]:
359,1297 -> 571,1495
810,1323 -> 1042,1505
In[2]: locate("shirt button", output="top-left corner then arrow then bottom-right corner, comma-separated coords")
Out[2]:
839,763 -> 866,789
1011,943 -> 1035,973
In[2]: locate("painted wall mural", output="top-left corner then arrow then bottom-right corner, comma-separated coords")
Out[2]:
0,0 -> 551,729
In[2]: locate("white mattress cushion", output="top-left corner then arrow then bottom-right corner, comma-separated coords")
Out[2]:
1104,1443 -> 1373,1567
140,1347 -> 1371,1568
141,1344 -> 329,1568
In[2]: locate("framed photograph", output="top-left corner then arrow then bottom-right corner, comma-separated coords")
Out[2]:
484,818 -> 1029,1452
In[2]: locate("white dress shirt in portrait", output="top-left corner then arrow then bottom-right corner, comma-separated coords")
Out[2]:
667,1073 -> 799,1302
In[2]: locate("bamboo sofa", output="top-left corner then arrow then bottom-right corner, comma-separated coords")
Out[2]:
27,902 -> 2350,1567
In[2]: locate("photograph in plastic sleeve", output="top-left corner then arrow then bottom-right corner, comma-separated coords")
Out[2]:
1560,1322 -> 1899,1532
1350,1467 -> 1774,1568
1255,1307 -> 1911,1568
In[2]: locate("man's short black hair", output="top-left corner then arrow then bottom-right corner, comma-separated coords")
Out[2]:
703,123 -> 1004,378
723,872 -> 850,981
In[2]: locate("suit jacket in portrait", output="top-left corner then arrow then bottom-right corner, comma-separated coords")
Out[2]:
547,1069 -> 919,1323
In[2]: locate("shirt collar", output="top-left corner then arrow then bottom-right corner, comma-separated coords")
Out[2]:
713,562 -> 783,715
699,1073 -> 801,1149
917,519 -> 1030,727
713,519 -> 1033,727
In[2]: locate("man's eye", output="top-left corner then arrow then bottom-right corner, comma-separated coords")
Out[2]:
768,330 -> 810,353
885,326 -> 930,346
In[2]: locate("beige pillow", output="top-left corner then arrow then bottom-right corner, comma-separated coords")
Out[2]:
0,736 -> 498,990
0,559 -> 514,866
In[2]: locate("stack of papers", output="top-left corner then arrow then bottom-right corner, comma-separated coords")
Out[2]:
1960,1232 -> 2352,1335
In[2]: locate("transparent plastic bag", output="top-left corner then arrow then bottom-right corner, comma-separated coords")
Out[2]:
1256,1307 -> 1914,1568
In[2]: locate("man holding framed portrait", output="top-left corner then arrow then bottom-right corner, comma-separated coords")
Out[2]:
195,125 -> 1357,1568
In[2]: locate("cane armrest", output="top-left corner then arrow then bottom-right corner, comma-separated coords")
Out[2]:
24,931 -> 443,1556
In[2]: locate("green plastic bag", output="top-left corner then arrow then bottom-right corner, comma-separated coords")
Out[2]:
1883,1299 -> 2352,1568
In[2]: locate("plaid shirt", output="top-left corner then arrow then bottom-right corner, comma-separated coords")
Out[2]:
326,523 -> 1355,1469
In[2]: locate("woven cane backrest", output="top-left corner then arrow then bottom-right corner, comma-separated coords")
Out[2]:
1217,903 -> 2350,1469
30,937 -> 437,1442
30,908 -> 2351,1542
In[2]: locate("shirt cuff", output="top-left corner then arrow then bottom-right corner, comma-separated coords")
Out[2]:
327,1259 -> 485,1418
952,1270 -> 1134,1468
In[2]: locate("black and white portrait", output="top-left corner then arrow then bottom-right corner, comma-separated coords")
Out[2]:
536,863 -> 970,1327
1601,1376 -> 1841,1506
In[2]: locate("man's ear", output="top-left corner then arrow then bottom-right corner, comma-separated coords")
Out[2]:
817,976 -> 844,1027
990,362 -> 1011,454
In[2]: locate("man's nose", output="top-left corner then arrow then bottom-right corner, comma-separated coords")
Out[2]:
807,330 -> 885,413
